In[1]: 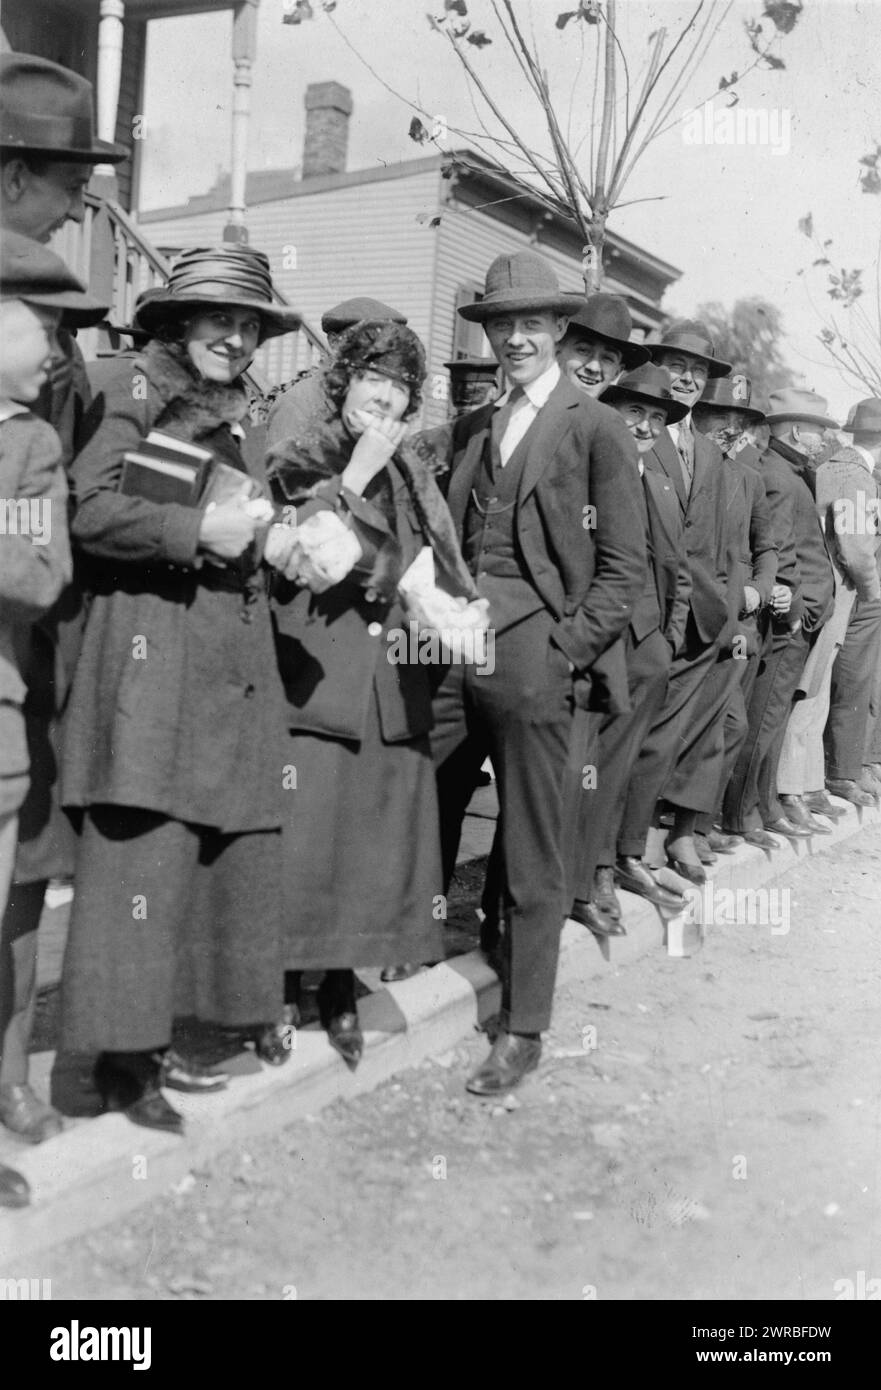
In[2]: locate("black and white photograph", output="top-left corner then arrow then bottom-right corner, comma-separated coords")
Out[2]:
1,0 -> 880,1335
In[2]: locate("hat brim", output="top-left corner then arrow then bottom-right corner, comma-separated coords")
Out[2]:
135,292 -> 301,340
12,288 -> 109,329
0,136 -> 128,164
562,322 -> 652,370
648,342 -> 731,378
599,383 -> 689,424
458,292 -> 587,323
692,401 -> 766,426
764,411 -> 839,430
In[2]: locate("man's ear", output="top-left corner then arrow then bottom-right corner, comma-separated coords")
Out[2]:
553,315 -> 570,344
0,157 -> 29,202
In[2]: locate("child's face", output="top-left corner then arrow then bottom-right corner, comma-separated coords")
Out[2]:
0,300 -> 61,403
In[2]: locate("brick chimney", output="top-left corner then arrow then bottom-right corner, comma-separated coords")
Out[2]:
302,81 -> 353,179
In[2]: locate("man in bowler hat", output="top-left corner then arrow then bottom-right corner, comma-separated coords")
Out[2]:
431,250 -> 646,1094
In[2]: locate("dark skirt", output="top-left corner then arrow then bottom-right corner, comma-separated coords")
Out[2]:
59,806 -> 284,1053
280,694 -> 445,969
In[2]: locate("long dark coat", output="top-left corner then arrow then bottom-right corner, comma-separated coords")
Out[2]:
62,342 -> 286,833
268,421 -> 472,968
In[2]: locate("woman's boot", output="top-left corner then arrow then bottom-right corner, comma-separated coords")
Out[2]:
317,970 -> 363,1070
93,1050 -> 184,1135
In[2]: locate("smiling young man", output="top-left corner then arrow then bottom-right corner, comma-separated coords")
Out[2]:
558,292 -> 650,399
431,251 -> 646,1095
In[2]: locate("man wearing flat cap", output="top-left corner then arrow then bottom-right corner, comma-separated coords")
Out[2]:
0,52 -> 119,1145
431,250 -> 646,1095
265,295 -> 408,447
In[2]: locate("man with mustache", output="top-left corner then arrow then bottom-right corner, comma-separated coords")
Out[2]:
723,389 -> 837,841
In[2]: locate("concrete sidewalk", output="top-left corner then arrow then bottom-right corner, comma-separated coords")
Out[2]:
2,787 -> 879,1265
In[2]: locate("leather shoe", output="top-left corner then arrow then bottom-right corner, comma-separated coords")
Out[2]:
569,898 -> 626,938
706,830 -> 741,853
380,964 -> 420,983
741,827 -> 781,849
0,1162 -> 30,1209
317,972 -> 363,1070
693,836 -> 718,866
592,866 -> 621,921
94,1053 -> 184,1135
0,1084 -> 63,1144
252,1024 -> 293,1067
763,815 -> 812,840
325,1012 -> 363,1069
466,1031 -> 541,1095
666,856 -> 706,885
779,794 -> 831,834
157,1050 -> 229,1094
860,768 -> 881,802
614,857 -> 685,908
826,777 -> 874,808
803,790 -> 845,820
126,1087 -> 185,1136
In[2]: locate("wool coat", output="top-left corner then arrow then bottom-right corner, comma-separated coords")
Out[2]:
61,341 -> 287,834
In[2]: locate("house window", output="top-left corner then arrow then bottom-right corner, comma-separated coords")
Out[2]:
451,283 -> 493,361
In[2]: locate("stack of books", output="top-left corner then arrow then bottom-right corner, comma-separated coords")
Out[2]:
119,431 -> 261,508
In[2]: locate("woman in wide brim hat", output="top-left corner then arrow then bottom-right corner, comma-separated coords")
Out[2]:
58,245 -> 300,1135
457,250 -> 585,322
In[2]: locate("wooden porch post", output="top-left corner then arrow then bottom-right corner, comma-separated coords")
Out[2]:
224,0 -> 260,244
93,0 -> 126,189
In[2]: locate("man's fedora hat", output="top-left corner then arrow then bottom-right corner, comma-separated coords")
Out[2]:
693,373 -> 765,424
764,387 -> 838,430
565,293 -> 651,369
133,246 -> 301,342
458,251 -> 585,323
648,318 -> 731,378
0,229 -> 108,327
321,296 -> 407,334
844,398 -> 881,436
599,362 -> 689,424
0,53 -> 127,164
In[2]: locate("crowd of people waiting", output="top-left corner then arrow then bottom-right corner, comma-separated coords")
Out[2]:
2,51 -> 880,1212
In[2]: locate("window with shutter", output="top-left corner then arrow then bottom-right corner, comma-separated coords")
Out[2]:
451,283 -> 493,361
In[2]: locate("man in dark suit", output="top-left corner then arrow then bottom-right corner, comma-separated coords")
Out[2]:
569,364 -> 692,936
613,321 -> 731,891
431,251 -> 646,1095
723,390 -> 837,838
688,376 -> 778,849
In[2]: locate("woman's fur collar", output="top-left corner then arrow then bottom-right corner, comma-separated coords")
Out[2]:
135,338 -> 250,440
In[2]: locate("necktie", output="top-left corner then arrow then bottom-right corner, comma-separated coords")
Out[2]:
491,386 -> 526,468
676,419 -> 694,495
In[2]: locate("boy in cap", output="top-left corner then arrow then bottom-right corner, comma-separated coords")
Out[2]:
0,232 -> 103,1199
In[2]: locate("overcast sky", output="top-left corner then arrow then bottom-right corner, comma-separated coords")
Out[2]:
139,0 -> 880,418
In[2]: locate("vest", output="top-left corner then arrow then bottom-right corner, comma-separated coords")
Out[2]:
462,429 -> 545,633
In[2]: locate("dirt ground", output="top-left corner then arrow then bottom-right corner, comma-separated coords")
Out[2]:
30,824 -> 881,1301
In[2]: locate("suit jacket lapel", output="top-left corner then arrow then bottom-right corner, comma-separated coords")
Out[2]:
642,469 -> 679,551
650,428 -> 687,512
446,403 -> 493,531
517,377 -> 578,504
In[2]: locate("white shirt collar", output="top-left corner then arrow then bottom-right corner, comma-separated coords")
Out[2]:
497,361 -> 560,410
852,443 -> 876,473
0,400 -> 30,424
